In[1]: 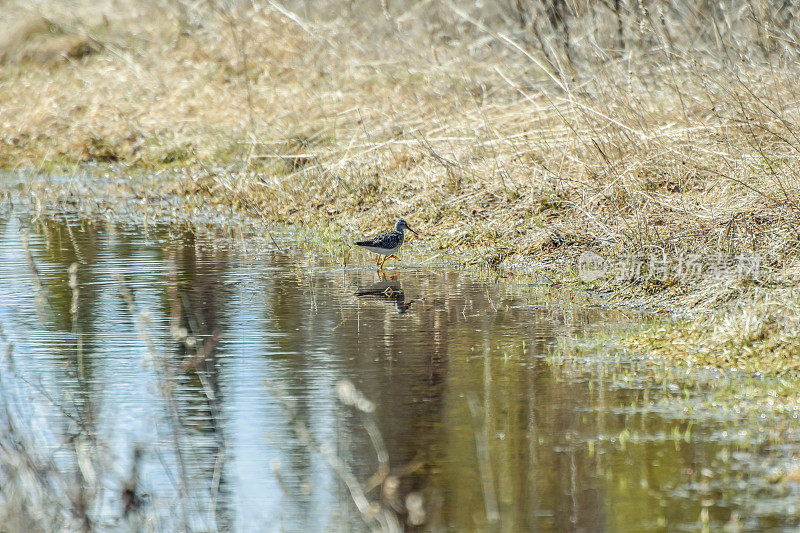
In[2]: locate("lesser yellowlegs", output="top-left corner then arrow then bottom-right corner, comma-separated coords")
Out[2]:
355,219 -> 417,268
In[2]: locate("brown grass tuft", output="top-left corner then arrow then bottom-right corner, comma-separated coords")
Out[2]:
0,14 -> 101,66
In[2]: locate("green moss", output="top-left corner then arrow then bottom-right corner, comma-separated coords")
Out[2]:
623,294 -> 800,376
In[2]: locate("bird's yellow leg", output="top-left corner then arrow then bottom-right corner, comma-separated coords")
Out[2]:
386,254 -> 400,263
379,255 -> 388,269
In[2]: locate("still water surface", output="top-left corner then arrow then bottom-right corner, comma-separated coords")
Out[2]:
0,212 -> 799,531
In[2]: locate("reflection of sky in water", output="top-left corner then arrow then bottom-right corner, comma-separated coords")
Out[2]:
225,287 -> 341,531
0,212 -> 799,531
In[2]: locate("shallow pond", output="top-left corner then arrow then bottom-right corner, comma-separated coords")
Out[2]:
0,210 -> 799,531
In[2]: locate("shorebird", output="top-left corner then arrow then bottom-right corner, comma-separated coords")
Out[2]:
355,219 -> 417,268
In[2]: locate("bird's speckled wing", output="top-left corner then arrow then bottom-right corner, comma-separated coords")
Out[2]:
356,230 -> 402,250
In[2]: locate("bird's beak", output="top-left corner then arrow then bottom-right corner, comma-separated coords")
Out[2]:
407,226 -> 418,236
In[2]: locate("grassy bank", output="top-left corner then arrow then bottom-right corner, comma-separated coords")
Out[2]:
2,0 -> 800,372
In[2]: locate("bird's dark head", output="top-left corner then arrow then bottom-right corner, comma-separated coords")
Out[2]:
396,219 -> 417,235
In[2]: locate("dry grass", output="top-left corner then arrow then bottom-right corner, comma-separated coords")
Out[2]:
2,1 -> 800,364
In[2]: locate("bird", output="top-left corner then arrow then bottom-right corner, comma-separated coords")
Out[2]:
355,219 -> 418,269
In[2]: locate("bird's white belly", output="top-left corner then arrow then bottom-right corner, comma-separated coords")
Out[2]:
359,245 -> 399,255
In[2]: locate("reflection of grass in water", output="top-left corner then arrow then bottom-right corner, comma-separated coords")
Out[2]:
544,338 -> 800,531
0,252 -> 223,530
2,223 -> 431,530
557,329 -> 800,421
266,378 -> 421,530
0,274 -> 133,530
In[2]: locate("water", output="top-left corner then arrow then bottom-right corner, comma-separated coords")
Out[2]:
1,211 -> 799,531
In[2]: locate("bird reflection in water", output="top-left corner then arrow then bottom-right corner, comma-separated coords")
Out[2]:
355,272 -> 416,314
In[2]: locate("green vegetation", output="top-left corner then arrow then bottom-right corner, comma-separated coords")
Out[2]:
625,288 -> 800,375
